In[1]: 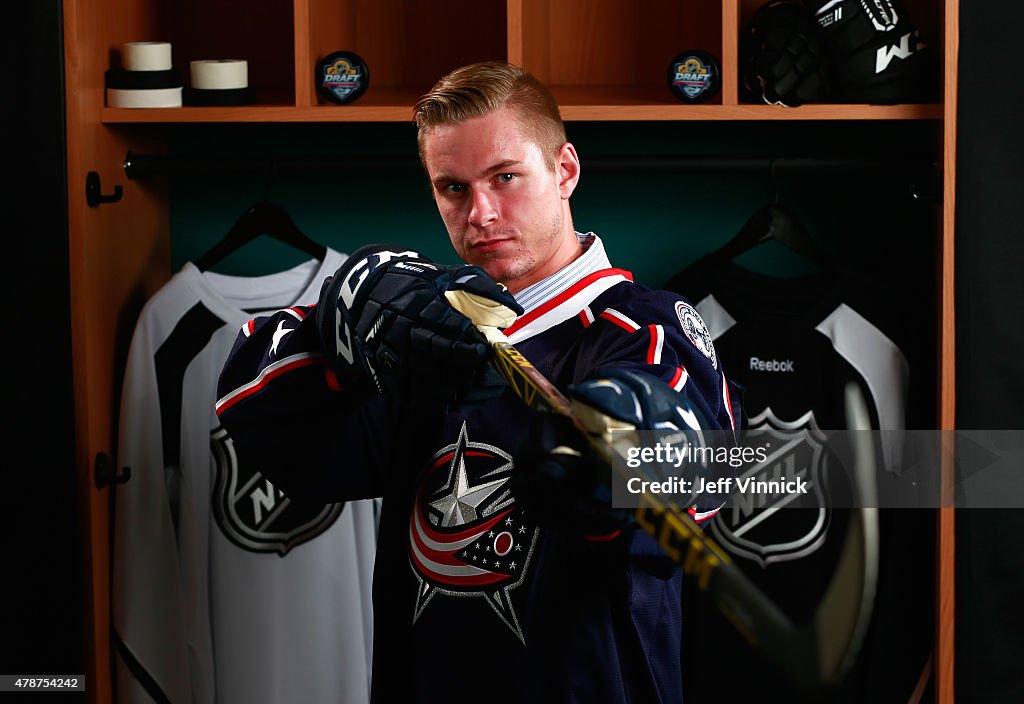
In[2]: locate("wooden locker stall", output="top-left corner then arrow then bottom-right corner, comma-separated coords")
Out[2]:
62,1 -> 959,701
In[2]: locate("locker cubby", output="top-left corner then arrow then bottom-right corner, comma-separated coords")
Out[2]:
304,0 -> 508,108
517,0 -> 722,107
64,1 -> 958,701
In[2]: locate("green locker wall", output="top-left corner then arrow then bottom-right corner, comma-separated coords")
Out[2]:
167,120 -> 939,296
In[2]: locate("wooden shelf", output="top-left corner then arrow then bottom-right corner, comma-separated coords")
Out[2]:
102,101 -> 943,124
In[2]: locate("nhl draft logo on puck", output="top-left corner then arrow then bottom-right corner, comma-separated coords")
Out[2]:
668,50 -> 721,103
317,50 -> 370,105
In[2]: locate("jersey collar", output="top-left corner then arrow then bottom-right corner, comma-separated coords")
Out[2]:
504,233 -> 633,343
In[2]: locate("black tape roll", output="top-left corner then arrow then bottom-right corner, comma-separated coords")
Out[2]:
183,86 -> 257,106
105,68 -> 182,90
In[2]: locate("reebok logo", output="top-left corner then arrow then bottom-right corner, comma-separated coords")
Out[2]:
750,357 -> 795,372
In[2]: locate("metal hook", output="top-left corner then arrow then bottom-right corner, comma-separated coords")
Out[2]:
86,171 -> 123,207
94,452 -> 131,488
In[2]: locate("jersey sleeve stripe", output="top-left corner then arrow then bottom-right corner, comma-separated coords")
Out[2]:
215,352 -> 326,415
599,308 -> 641,332
646,324 -> 665,365
578,306 -> 595,327
689,505 -> 721,524
324,367 -> 343,391
669,366 -> 688,391
721,374 -> 736,432
583,529 -> 622,543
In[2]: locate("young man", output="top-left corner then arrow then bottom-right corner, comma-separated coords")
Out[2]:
217,61 -> 741,703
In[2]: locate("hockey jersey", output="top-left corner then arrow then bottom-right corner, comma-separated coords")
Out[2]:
215,234 -> 743,704
114,251 -> 379,704
665,257 -> 934,703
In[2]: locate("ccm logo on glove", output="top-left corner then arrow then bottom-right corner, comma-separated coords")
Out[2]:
333,247 -> 424,366
317,243 -> 522,409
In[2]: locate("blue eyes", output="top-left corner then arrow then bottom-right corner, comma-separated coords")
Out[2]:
443,174 -> 515,194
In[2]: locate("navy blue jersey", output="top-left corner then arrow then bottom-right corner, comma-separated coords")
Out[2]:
216,236 -> 742,703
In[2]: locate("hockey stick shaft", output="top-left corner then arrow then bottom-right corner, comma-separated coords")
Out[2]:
470,323 -> 734,582
445,291 -> 820,682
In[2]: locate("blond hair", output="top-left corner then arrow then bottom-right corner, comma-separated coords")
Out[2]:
413,62 -> 566,171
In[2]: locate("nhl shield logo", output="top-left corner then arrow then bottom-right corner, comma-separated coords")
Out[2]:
211,427 -> 343,556
409,422 -> 538,644
709,408 -> 831,567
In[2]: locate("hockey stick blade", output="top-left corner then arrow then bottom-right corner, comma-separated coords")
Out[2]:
447,288 -> 879,691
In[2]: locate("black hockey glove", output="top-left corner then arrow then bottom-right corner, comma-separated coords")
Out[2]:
513,410 -> 630,537
316,244 -> 522,407
513,368 -> 712,537
742,0 -> 833,107
803,0 -> 938,103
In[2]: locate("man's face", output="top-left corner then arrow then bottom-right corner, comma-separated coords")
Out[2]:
422,106 -> 579,292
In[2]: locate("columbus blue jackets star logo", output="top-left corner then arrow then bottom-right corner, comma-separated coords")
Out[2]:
409,421 -> 538,643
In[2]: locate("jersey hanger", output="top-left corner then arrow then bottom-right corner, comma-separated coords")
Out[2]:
706,203 -> 833,273
194,201 -> 327,272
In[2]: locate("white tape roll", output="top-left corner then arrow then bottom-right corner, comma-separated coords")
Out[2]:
106,87 -> 183,108
123,42 -> 173,71
190,60 -> 249,90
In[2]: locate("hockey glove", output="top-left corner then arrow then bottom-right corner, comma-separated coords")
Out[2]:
513,368 -> 712,537
316,243 -> 522,407
742,0 -> 833,107
804,0 -> 938,103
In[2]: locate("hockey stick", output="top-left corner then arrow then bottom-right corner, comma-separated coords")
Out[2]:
446,289 -> 879,691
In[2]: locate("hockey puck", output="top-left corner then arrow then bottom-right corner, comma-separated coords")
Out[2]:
316,51 -> 370,105
667,51 -> 721,103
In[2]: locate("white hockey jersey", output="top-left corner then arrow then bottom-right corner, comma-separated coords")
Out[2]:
114,251 -> 378,704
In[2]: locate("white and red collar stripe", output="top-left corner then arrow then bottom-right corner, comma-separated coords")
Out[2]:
503,233 -> 633,343
514,232 -> 605,312
504,268 -> 633,343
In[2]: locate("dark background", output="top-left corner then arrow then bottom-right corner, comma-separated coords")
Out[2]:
1,0 -> 84,695
954,4 -> 1024,703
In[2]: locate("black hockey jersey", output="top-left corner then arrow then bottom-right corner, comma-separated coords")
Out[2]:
665,257 -> 934,704
216,235 -> 743,704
